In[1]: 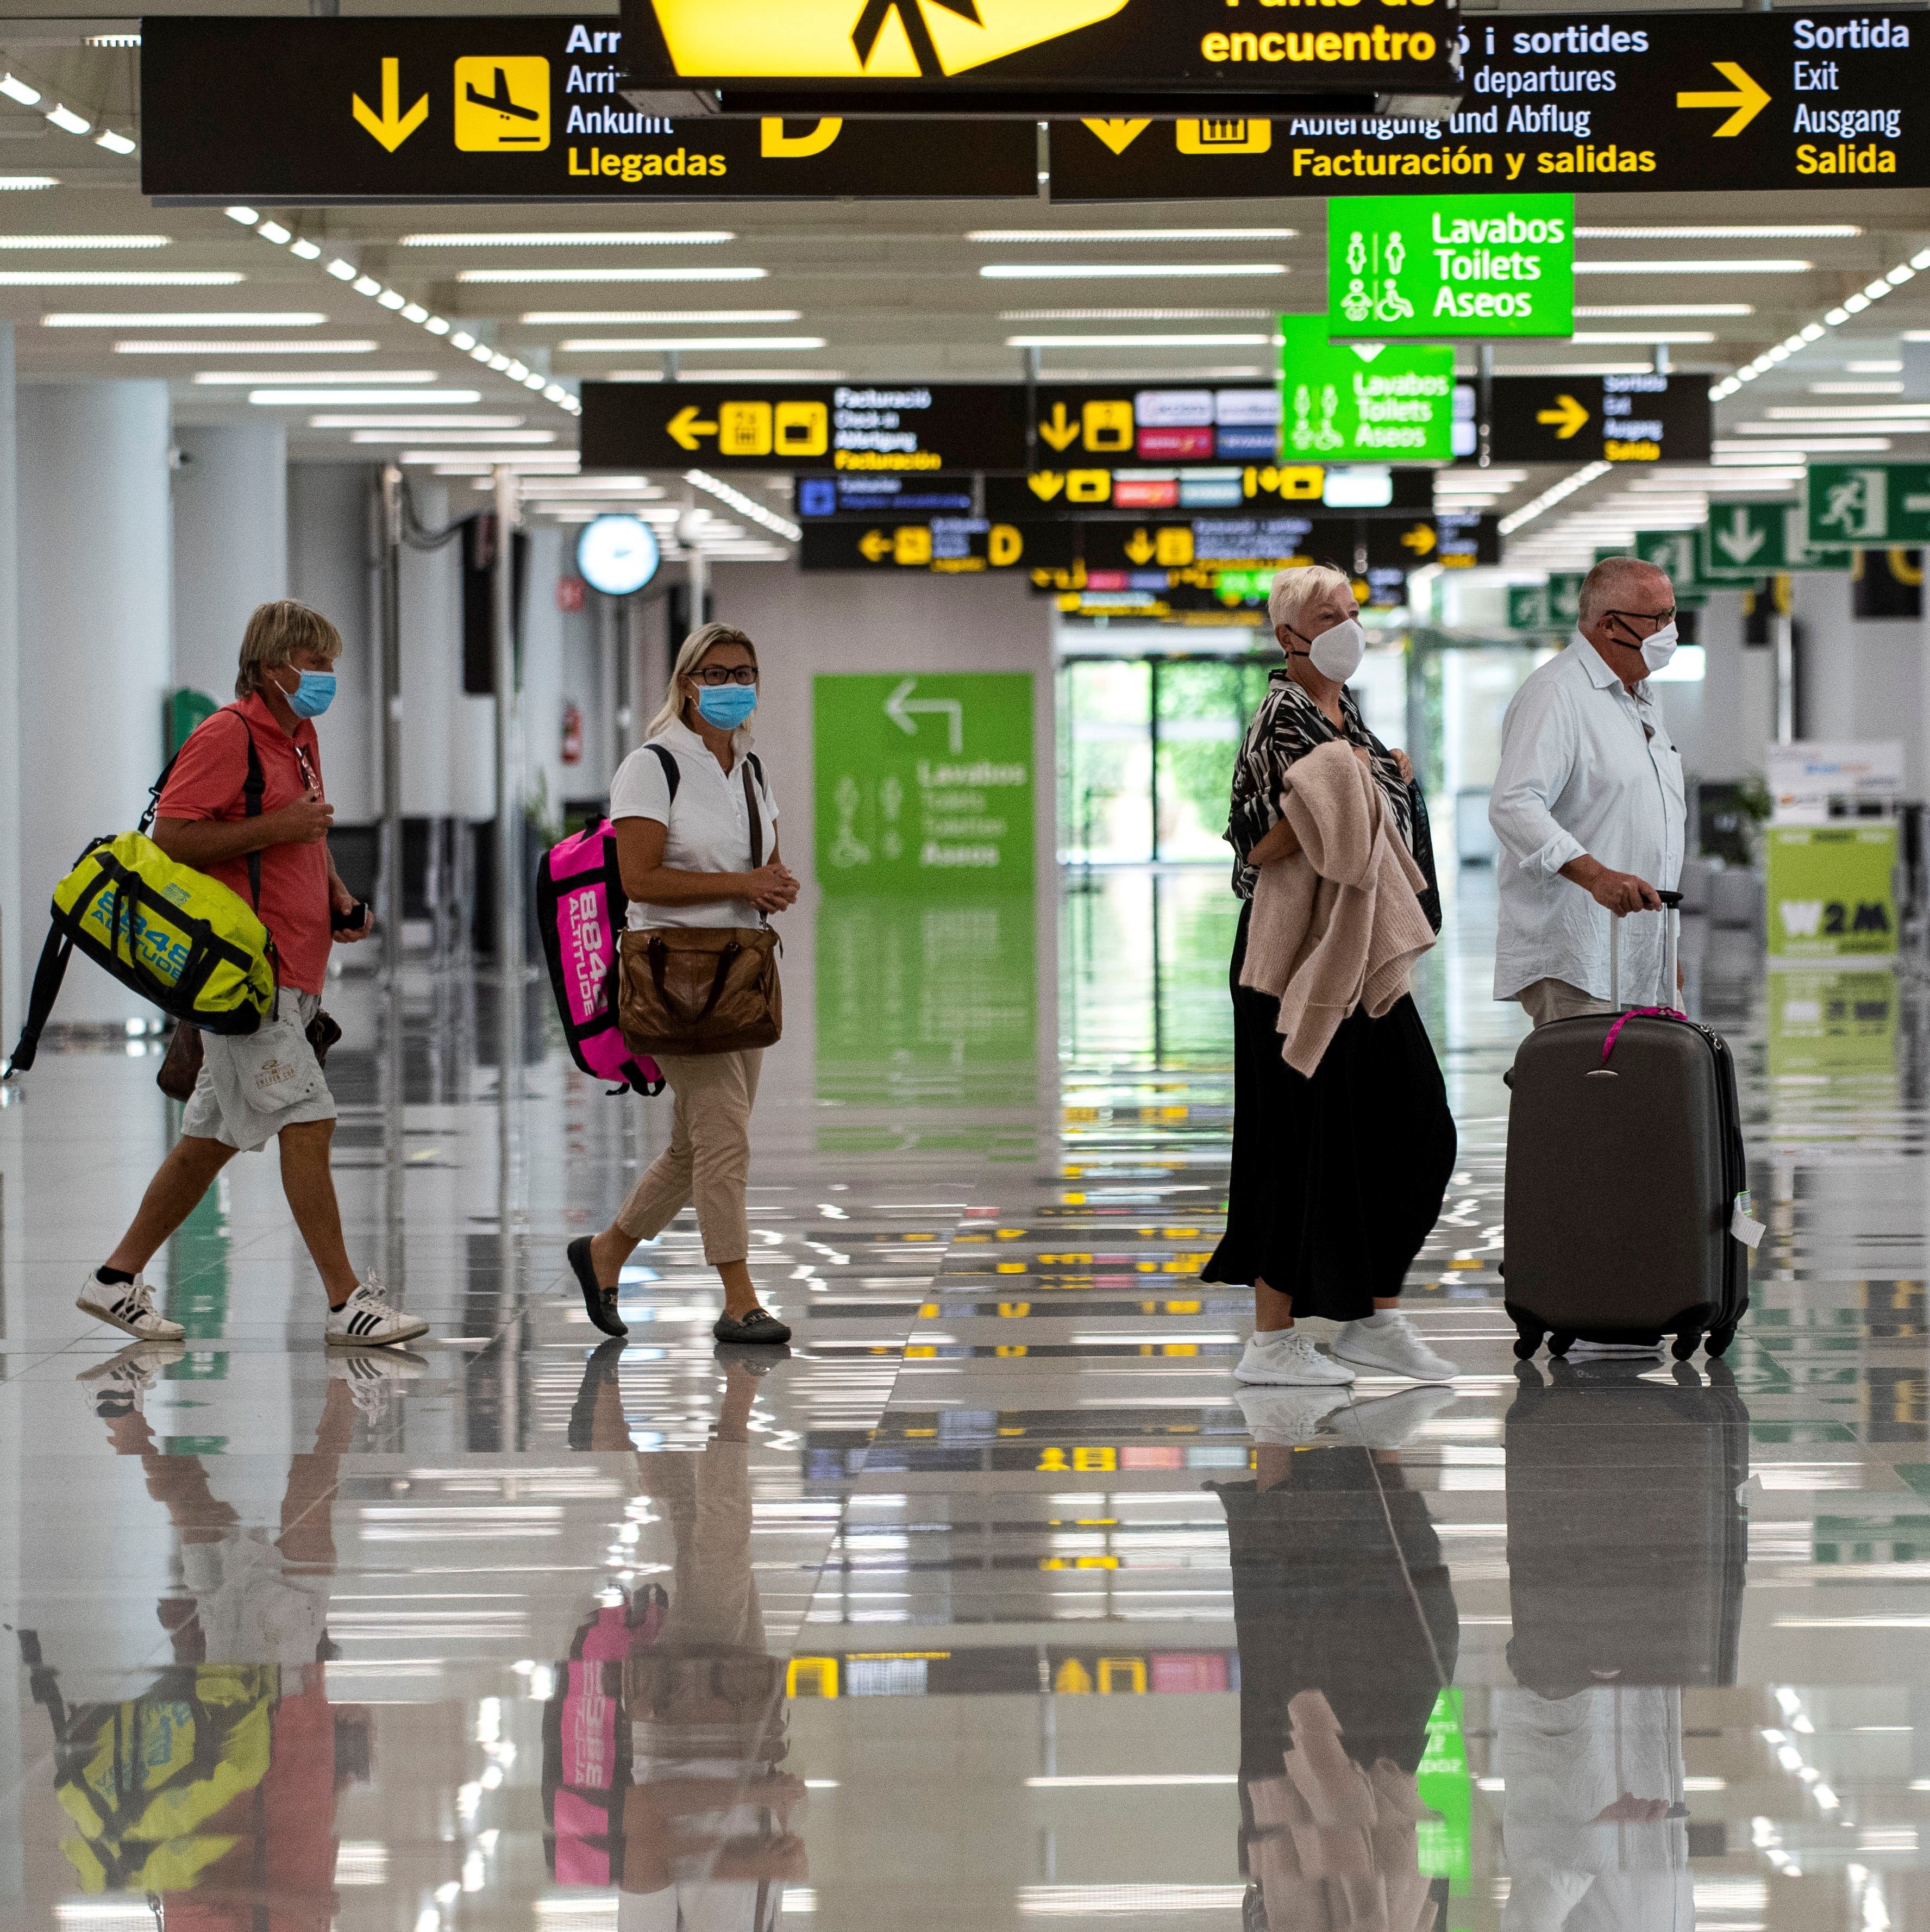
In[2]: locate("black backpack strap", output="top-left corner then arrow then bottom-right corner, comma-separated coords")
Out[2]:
3,922 -> 74,1076
145,709 -> 268,910
646,740 -> 680,804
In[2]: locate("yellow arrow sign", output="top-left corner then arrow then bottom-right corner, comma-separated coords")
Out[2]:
1399,522 -> 1436,557
1038,403 -> 1080,453
1536,392 -> 1591,440
1027,471 -> 1065,501
859,529 -> 893,561
1124,529 -> 1156,565
352,57 -> 430,153
665,404 -> 719,451
1082,116 -> 1150,155
1676,60 -> 1770,137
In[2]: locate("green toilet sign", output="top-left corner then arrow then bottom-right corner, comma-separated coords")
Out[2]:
813,671 -> 1035,897
1277,314 -> 1455,463
1327,192 -> 1575,339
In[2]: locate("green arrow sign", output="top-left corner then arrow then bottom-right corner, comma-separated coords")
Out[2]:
1278,315 -> 1454,463
1327,192 -> 1575,340
1702,499 -> 1853,577
1808,464 -> 1930,547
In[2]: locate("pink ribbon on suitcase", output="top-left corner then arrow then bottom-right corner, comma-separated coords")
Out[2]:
1600,1004 -> 1686,1065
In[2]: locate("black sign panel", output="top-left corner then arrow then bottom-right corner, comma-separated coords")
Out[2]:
1049,9 -> 1927,197
1478,373 -> 1710,465
618,0 -> 1462,117
985,465 -> 1434,521
798,519 -> 1074,571
139,17 -> 1039,202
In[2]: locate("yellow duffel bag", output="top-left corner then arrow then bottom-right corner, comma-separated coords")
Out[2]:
5,731 -> 278,1074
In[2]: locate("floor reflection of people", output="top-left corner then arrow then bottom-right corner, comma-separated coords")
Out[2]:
1218,1395 -> 1460,1932
23,1351 -> 369,1927
1496,1359 -> 1748,1931
545,1341 -> 805,1925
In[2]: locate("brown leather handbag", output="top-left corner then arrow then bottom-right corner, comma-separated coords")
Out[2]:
618,761 -> 783,1057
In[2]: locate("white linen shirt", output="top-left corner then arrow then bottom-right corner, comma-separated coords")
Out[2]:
1489,635 -> 1686,1005
607,718 -> 779,931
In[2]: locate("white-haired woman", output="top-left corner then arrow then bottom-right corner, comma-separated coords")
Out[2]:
567,623 -> 799,1348
1203,566 -> 1459,1392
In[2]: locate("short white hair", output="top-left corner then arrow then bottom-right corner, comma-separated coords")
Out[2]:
1267,564 -> 1353,636
1578,555 -> 1670,626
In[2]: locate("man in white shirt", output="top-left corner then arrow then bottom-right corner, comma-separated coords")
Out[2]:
1489,556 -> 1688,1026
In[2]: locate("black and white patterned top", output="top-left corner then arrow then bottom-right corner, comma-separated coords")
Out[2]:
1226,668 -> 1417,902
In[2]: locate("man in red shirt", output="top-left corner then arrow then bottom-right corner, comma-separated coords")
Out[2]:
78,600 -> 429,1350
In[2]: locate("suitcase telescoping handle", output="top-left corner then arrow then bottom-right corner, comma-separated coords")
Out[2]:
1607,887 -> 1684,1010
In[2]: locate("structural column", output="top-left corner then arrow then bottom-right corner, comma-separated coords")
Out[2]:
18,380 -> 171,1024
171,422 -> 287,703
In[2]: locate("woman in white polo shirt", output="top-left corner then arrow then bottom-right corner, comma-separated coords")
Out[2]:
567,624 -> 799,1347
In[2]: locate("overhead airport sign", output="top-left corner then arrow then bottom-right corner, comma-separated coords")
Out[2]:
798,519 -> 1074,571
1472,373 -> 1710,465
797,474 -> 977,517
582,379 -> 1283,473
1807,464 -> 1930,547
617,0 -> 1464,118
983,464 -> 1435,520
1048,10 -> 1929,198
1701,501 -> 1852,578
1328,193 -> 1574,338
139,17 -> 1038,201
1279,317 -> 1456,465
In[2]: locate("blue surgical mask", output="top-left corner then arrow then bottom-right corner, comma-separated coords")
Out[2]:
695,684 -> 757,730
283,671 -> 336,719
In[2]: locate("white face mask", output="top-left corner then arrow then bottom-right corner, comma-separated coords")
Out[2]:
1638,619 -> 1678,674
1292,615 -> 1366,684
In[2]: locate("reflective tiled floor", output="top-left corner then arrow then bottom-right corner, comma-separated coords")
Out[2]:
4,867 -> 1929,1930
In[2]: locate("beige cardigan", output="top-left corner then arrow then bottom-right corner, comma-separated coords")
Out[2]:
1239,739 -> 1438,1075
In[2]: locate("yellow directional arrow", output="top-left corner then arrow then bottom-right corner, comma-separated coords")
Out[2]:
1082,116 -> 1150,155
1038,403 -> 1081,453
859,529 -> 892,561
1400,522 -> 1437,557
351,58 -> 429,153
1027,471 -> 1065,501
1124,528 -> 1156,565
665,404 -> 719,451
1536,392 -> 1590,440
1676,61 -> 1771,137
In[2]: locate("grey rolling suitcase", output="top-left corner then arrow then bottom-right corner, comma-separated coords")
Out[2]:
1502,893 -> 1758,1361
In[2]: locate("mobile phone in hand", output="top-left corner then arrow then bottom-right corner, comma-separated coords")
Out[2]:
331,899 -> 369,934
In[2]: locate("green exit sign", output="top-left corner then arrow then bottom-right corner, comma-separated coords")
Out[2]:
1328,192 -> 1576,340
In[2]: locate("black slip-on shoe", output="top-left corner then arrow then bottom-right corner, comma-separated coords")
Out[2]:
567,1237 -> 628,1339
712,1306 -> 792,1346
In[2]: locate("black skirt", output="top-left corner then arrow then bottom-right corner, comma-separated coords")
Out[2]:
1201,899 -> 1456,1321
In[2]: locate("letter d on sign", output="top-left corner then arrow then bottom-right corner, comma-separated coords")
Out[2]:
761,117 -> 843,158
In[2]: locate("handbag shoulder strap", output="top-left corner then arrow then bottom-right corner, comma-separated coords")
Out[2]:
742,758 -> 763,871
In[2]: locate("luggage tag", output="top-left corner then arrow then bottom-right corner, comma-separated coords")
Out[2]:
1730,1190 -> 1767,1250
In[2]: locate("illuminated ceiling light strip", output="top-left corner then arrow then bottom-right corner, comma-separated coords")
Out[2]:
969,227 -> 1296,242
43,104 -> 90,135
1712,241 -> 1930,402
45,310 -> 326,327
84,30 -> 141,46
1006,332 -> 1272,346
683,467 -> 801,542
401,449 -> 576,465
94,129 -> 137,154
520,309 -> 801,325
1572,331 -> 1716,344
0,174 -> 56,189
309,412 -> 521,426
980,262 -> 1287,280
1576,224 -> 1857,239
133,341 -> 381,357
202,370 -> 436,385
348,429 -> 559,444
1574,304 -> 1753,317
1498,460 -> 1613,537
457,266 -> 769,284
250,387 -> 483,405
0,234 -> 166,249
1000,308 -> 1275,322
0,271 -> 241,286
400,229 -> 735,246
1573,259 -> 1812,274
555,335 -> 826,352
0,73 -> 40,105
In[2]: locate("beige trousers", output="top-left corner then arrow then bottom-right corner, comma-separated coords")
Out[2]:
614,1048 -> 763,1265
1518,977 -> 1615,1030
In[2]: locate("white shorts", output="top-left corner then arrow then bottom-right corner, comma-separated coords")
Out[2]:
181,988 -> 337,1153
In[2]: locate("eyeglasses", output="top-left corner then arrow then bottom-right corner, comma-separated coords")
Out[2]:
1603,607 -> 1676,635
691,666 -> 759,687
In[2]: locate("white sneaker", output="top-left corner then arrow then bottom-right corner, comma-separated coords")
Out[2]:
77,1270 -> 185,1343
325,1277 -> 430,1349
1234,1328 -> 1356,1387
1563,1337 -> 1664,1360
1332,1311 -> 1459,1383
77,1339 -> 185,1418
329,1347 -> 425,1420
1326,1385 -> 1458,1450
1237,1384 -> 1349,1446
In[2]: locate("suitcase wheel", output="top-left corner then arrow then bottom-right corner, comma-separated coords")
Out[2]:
1671,1333 -> 1702,1362
1512,1321 -> 1544,1360
1707,1326 -> 1737,1360
1548,1333 -> 1575,1358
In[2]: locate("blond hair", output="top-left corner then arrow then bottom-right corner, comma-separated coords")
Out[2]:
1267,564 -> 1355,636
648,622 -> 760,752
235,599 -> 343,699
